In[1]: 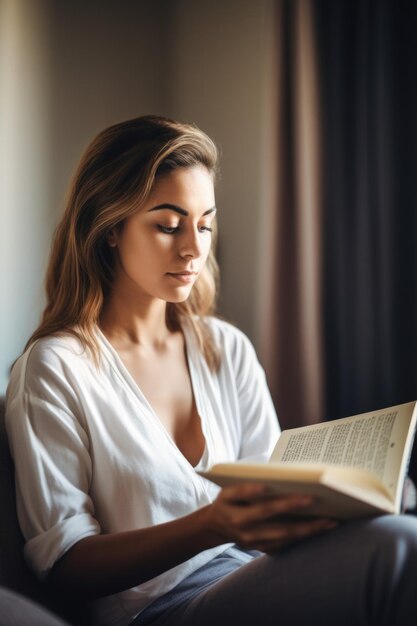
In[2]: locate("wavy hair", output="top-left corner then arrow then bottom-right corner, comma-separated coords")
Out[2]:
26,115 -> 221,369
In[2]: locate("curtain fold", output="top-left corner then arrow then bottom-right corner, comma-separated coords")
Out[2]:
315,0 -> 417,420
266,0 -> 323,429
269,0 -> 417,440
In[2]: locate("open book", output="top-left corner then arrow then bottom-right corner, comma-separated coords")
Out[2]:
199,402 -> 417,520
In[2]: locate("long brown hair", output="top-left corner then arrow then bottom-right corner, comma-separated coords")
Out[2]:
26,115 -> 221,369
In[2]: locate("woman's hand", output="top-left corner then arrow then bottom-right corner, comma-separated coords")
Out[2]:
202,483 -> 338,553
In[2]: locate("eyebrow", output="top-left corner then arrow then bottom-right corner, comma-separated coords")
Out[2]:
147,203 -> 217,217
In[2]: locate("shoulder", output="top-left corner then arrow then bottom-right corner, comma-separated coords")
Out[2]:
26,334 -> 89,378
203,316 -> 259,369
6,334 -> 93,407
27,333 -> 86,362
204,316 -> 248,341
205,316 -> 255,347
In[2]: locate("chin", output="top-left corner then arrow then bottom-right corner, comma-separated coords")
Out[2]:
165,288 -> 193,304
167,294 -> 191,304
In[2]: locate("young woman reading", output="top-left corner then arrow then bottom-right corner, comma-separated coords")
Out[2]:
6,115 -> 417,626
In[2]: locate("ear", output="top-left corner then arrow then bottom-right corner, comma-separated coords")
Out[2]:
107,229 -> 118,247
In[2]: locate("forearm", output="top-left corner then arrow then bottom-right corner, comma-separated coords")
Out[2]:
48,485 -> 335,600
48,504 -> 218,599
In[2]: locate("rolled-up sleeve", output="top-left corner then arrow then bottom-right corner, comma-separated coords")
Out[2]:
6,392 -> 100,578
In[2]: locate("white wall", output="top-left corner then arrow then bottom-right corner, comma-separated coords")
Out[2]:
0,0 -> 276,394
0,0 -> 52,393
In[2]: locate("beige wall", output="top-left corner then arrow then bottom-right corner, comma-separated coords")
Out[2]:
0,0 -> 52,391
0,0 -> 276,393
168,0 -> 277,346
46,0 -> 172,218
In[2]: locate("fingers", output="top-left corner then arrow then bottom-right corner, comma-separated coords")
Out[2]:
220,483 -> 272,503
236,517 -> 339,552
206,483 -> 339,551
220,483 -> 316,525
237,494 -> 315,525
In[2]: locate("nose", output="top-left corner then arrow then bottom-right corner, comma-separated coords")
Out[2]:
178,225 -> 203,259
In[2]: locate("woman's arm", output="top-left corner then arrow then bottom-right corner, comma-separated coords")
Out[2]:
48,503 -> 215,598
48,484 -> 336,598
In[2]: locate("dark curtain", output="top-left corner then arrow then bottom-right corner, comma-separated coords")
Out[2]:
313,0 -> 417,482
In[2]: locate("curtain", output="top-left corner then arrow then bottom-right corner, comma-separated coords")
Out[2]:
316,0 -> 417,486
269,0 -> 417,465
315,0 -> 417,420
265,0 -> 324,431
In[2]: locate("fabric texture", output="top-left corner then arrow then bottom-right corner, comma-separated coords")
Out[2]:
132,546 -> 259,625
0,586 -> 69,626
5,317 -> 279,626
136,515 -> 417,626
0,397 -> 28,590
0,394 -> 95,626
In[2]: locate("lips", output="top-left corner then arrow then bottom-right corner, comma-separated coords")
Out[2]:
166,271 -> 198,284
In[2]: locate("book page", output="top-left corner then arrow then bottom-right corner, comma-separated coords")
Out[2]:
271,403 -> 417,501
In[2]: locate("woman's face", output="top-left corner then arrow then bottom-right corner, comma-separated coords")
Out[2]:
109,165 -> 216,305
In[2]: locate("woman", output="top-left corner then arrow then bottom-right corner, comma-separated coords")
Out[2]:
5,115 -> 417,626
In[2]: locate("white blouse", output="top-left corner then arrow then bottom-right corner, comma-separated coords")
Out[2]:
5,317 -> 280,626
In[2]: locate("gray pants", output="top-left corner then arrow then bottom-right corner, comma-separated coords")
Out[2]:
152,515 -> 417,626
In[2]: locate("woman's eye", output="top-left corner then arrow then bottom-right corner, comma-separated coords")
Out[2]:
199,225 -> 213,233
157,224 -> 179,234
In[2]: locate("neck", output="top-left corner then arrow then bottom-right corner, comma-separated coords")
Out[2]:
99,289 -> 174,351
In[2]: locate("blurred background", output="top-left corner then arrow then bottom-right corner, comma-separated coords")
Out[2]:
0,0 -> 416,448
